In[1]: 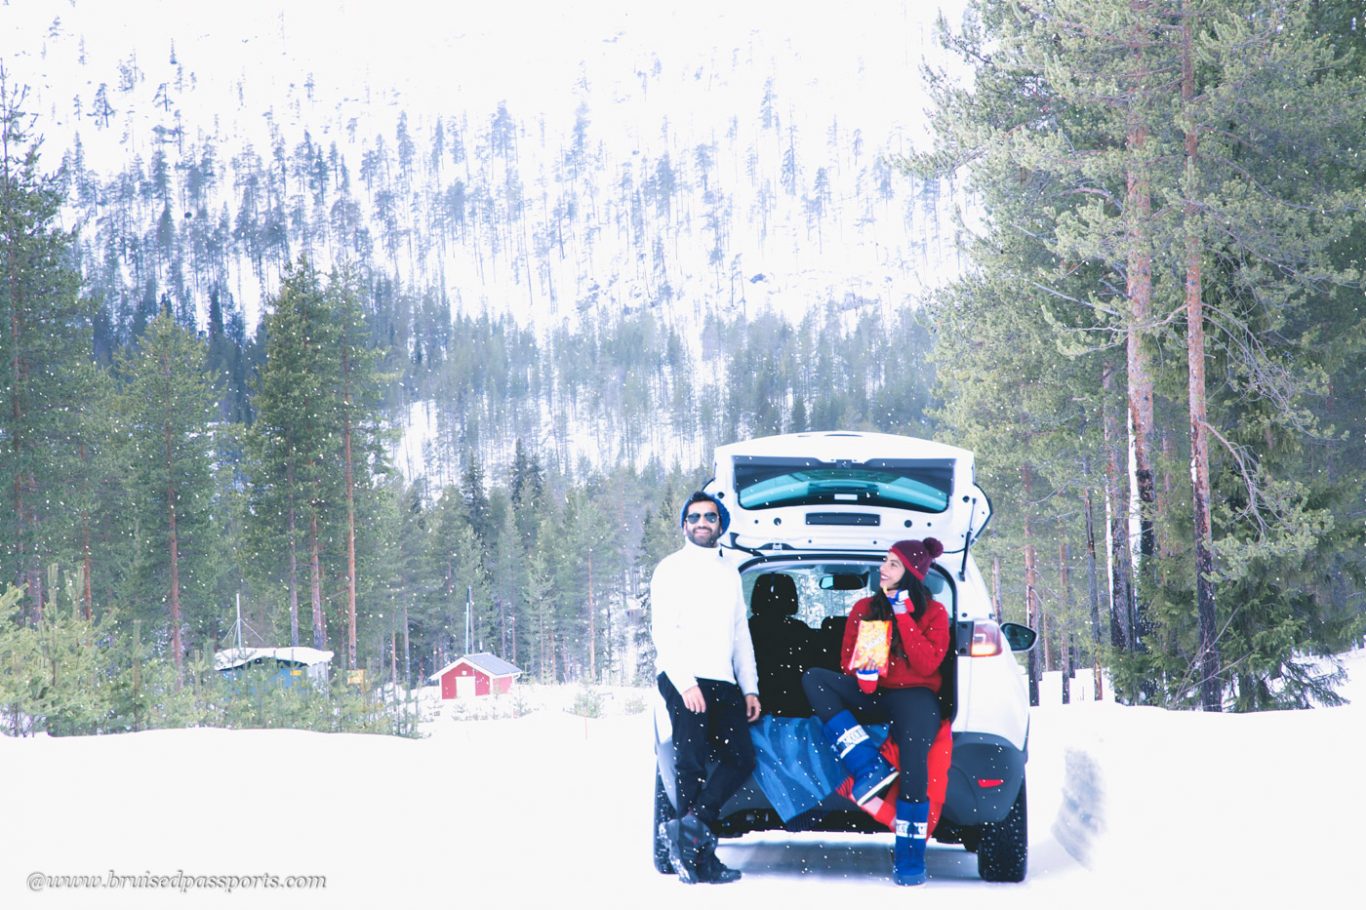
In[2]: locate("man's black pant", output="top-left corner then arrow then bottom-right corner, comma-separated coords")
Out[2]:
658,674 -> 756,825
801,667 -> 940,802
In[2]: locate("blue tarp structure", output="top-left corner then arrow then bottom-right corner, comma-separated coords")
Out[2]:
747,715 -> 889,822
213,646 -> 334,688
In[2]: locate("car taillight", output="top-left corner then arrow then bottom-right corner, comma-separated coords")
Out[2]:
970,620 -> 1003,657
977,778 -> 1005,788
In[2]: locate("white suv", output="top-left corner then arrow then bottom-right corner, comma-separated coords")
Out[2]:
652,431 -> 1036,882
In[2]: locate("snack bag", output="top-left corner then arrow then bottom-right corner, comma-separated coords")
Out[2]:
849,619 -> 891,675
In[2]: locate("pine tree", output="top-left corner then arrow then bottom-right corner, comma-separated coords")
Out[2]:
333,267 -> 384,668
0,69 -> 99,619
114,314 -> 221,675
248,258 -> 342,650
918,0 -> 1366,708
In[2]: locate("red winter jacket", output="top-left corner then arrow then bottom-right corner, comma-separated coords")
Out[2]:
840,595 -> 950,692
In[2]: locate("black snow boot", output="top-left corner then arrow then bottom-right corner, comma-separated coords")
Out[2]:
694,846 -> 742,884
665,811 -> 717,884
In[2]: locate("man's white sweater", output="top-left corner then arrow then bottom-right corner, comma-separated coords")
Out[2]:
650,540 -> 759,696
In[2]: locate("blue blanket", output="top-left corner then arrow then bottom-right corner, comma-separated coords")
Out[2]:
747,715 -> 889,822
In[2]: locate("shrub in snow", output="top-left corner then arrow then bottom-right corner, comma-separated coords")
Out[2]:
568,684 -> 605,718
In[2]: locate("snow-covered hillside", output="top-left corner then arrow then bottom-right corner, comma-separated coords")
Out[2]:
1,0 -> 971,332
4,651 -> 1360,908
1,0 -> 985,483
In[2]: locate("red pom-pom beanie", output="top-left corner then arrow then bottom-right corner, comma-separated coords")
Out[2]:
889,537 -> 945,581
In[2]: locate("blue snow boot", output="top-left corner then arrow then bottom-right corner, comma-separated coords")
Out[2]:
823,710 -> 898,806
893,799 -> 930,886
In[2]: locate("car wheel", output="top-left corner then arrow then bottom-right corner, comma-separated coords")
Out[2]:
653,769 -> 676,874
977,777 -> 1027,882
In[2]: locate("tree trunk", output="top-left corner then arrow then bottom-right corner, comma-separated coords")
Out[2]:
402,598 -> 411,690
499,594 -> 507,658
287,462 -> 300,648
991,555 -> 1003,624
1126,0 -> 1158,641
310,510 -> 325,651
1022,464 -> 1040,707
80,442 -> 93,620
342,344 -> 358,670
587,550 -> 596,681
8,277 -> 39,623
1060,540 -> 1072,705
1183,7 -> 1221,712
1082,470 -> 1105,702
165,418 -> 183,679
1102,362 -> 1134,653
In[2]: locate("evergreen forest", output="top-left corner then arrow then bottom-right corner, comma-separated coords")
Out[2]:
2,0 -> 1365,735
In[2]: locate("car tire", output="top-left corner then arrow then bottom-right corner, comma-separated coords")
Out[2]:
653,769 -> 677,874
976,777 -> 1027,882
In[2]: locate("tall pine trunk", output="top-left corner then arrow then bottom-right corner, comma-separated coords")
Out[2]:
991,555 -> 1003,624
1125,83 -> 1158,636
1182,7 -> 1221,712
1082,469 -> 1104,701
1021,464 -> 1040,707
4,110 -> 28,619
165,415 -> 183,679
80,441 -> 92,620
310,510 -> 325,651
587,550 -> 596,681
1060,540 -> 1072,705
342,343 -> 358,670
1101,362 -> 1134,653
287,463 -> 300,648
8,278 -> 39,622
402,598 -> 411,690
1125,6 -> 1158,644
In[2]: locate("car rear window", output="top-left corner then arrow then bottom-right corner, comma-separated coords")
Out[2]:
743,561 -> 956,628
733,457 -> 954,513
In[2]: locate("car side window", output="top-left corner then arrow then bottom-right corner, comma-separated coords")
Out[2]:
798,567 -> 873,626
925,567 -> 956,615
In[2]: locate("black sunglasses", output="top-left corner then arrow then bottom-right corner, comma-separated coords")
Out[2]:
685,511 -> 720,525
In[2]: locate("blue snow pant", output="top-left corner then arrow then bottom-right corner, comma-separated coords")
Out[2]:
801,667 -> 940,802
658,674 -> 757,825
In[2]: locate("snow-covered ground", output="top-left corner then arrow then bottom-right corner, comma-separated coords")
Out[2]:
4,653 -> 1362,909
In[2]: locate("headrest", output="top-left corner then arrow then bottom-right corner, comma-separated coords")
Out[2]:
750,573 -> 798,618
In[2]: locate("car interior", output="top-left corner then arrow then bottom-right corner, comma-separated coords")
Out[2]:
745,564 -> 959,722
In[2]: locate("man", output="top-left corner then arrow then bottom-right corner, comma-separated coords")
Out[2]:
651,490 -> 762,885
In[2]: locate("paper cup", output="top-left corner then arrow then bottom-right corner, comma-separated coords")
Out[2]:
856,667 -> 879,694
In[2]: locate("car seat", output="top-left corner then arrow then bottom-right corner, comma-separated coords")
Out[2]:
748,573 -> 814,716
816,615 -> 847,672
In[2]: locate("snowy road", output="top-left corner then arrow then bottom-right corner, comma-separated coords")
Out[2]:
4,654 -> 1363,909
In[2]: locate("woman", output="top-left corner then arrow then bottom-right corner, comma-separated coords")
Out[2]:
801,537 -> 949,887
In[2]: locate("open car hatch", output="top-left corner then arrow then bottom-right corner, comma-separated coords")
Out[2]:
709,431 -> 992,555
